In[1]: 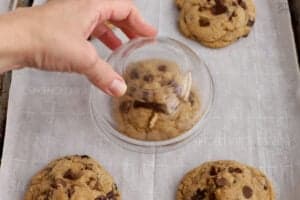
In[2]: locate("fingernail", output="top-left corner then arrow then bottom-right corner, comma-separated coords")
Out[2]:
108,79 -> 127,96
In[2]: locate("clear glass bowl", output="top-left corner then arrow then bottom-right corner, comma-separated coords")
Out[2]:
90,37 -> 214,153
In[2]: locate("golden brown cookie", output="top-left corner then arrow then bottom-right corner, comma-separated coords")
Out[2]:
113,59 -> 201,141
178,0 -> 256,48
24,155 -> 120,200
176,0 -> 186,9
177,160 -> 275,200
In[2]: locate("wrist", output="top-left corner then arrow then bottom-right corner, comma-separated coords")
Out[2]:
0,9 -> 35,73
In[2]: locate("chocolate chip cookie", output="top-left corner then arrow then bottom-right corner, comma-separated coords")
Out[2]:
113,59 -> 201,141
178,0 -> 256,48
177,160 -> 275,200
24,155 -> 120,200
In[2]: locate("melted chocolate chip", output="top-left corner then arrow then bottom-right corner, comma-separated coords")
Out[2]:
243,33 -> 249,38
158,65 -> 167,72
229,11 -> 237,21
215,177 -> 228,187
119,101 -> 132,113
228,167 -> 243,173
95,195 -> 106,200
211,0 -> 228,15
85,163 -> 94,170
51,179 -> 66,189
130,69 -> 139,79
113,183 -> 118,190
133,101 -> 166,113
143,74 -> 154,82
264,185 -> 268,190
242,186 -> 253,198
189,93 -> 195,105
169,80 -> 182,96
238,0 -> 247,9
199,18 -> 210,27
191,188 -> 207,200
247,19 -> 255,27
80,155 -> 90,159
209,166 -> 218,176
42,190 -> 53,200
106,191 -> 115,199
208,192 -> 217,200
67,187 -> 75,198
63,169 -> 80,180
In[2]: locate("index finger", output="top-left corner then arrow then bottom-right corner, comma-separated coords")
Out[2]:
96,0 -> 157,37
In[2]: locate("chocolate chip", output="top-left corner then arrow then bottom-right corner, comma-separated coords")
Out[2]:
228,167 -> 243,173
51,178 -> 67,189
247,19 -> 255,27
130,69 -> 139,79
229,11 -> 237,21
95,196 -> 106,200
67,186 -> 75,198
208,192 -> 217,200
198,6 -> 204,12
238,0 -> 247,9
191,188 -> 207,200
158,65 -> 167,72
113,183 -> 118,191
243,33 -> 249,37
119,101 -> 132,113
133,101 -> 166,113
106,191 -> 115,199
215,177 -> 228,187
169,80 -> 182,96
85,163 -> 94,170
211,0 -> 228,15
209,166 -> 218,176
199,18 -> 210,27
143,74 -> 154,82
63,169 -> 80,180
189,93 -> 195,105
242,186 -> 253,198
264,185 -> 268,190
80,155 -> 90,159
232,1 -> 237,6
42,190 -> 53,199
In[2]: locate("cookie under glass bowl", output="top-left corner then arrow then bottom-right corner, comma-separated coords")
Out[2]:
90,37 -> 214,153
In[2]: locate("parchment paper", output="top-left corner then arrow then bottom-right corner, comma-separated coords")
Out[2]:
1,0 -> 300,199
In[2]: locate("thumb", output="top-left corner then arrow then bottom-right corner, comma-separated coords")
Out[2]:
85,58 -> 127,97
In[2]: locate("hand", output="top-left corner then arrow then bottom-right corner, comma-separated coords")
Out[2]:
0,0 -> 157,96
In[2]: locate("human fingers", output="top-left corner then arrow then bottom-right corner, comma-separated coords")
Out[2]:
92,23 -> 122,50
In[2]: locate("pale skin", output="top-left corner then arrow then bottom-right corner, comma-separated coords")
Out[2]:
0,0 -> 157,96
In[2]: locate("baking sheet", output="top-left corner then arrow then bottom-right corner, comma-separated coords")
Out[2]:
1,0 -> 300,199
